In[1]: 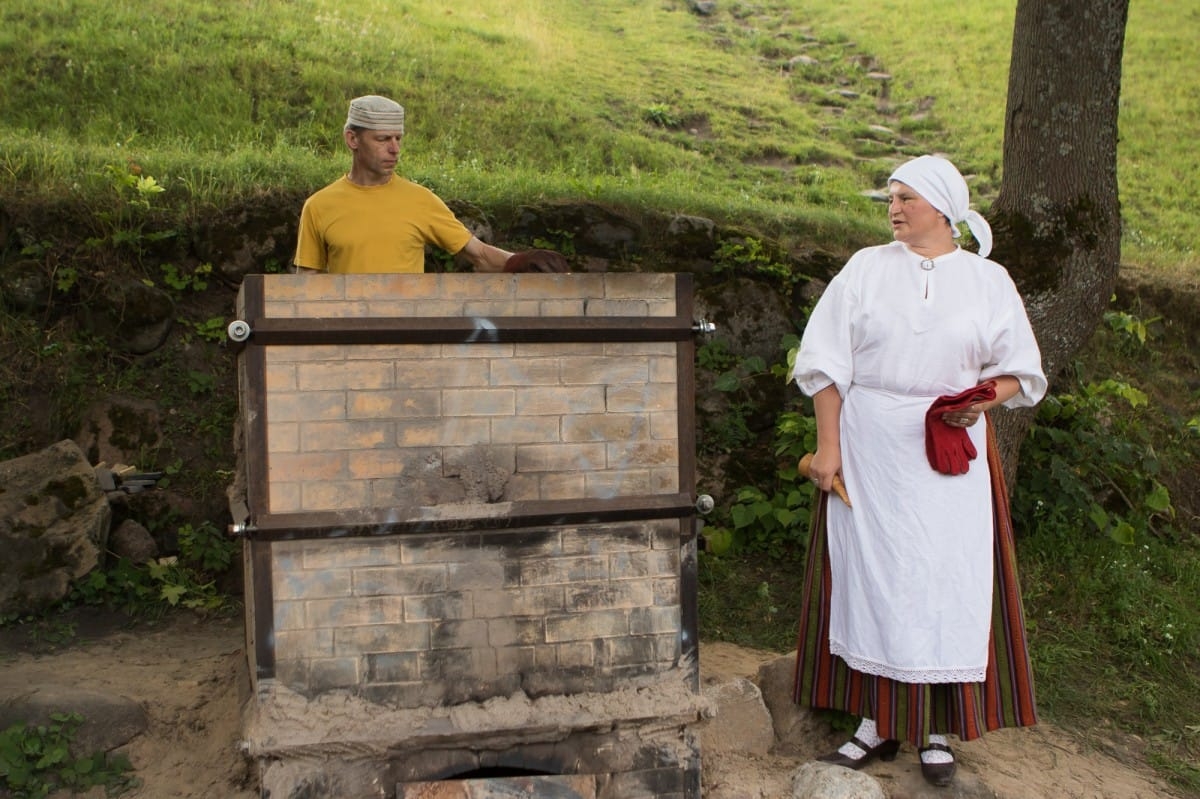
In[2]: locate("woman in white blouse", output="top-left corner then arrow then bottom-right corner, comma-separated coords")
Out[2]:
790,155 -> 1047,787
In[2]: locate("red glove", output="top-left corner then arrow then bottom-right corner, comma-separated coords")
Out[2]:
924,380 -> 997,476
503,249 -> 570,273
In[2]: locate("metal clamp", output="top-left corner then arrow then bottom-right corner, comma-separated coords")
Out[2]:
695,494 -> 715,515
692,319 -> 716,335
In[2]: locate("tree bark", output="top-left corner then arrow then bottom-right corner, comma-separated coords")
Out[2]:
989,0 -> 1130,479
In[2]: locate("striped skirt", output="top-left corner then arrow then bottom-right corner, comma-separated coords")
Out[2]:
792,423 -> 1038,745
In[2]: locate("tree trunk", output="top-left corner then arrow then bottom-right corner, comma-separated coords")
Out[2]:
989,0 -> 1130,480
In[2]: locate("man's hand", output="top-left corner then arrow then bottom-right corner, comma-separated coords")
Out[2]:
503,249 -> 570,273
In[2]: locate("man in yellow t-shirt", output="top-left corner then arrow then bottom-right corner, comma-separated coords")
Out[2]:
294,95 -> 568,275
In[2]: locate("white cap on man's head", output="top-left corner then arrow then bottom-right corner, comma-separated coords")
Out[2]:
889,155 -> 993,257
345,95 -> 405,134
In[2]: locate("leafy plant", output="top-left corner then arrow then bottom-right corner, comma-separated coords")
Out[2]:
0,713 -> 137,797
87,162 -> 176,258
178,520 -> 239,574
189,315 -> 227,344
532,228 -> 576,256
161,262 -> 212,294
702,335 -> 817,557
1015,375 -> 1176,545
67,519 -> 238,616
643,103 -> 681,129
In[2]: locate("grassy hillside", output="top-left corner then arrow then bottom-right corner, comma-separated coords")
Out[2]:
0,0 -> 1196,267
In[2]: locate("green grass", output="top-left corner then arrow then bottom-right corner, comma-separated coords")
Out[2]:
3,0 -> 1195,267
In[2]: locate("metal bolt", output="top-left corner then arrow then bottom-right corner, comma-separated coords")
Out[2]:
227,320 -> 252,342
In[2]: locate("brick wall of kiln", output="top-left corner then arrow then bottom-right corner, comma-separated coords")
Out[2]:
234,273 -> 694,702
267,522 -> 683,701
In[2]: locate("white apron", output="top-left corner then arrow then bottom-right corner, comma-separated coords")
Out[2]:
792,241 -> 1047,683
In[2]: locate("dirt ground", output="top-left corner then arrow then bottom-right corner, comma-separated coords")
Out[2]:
0,612 -> 1188,799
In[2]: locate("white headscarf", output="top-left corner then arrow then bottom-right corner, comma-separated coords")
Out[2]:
344,95 -> 405,134
888,155 -> 993,258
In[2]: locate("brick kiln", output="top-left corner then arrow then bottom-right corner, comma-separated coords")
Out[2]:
228,273 -> 711,799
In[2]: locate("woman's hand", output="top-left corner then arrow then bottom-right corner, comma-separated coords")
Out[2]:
943,376 -> 1023,427
942,404 -> 982,427
808,449 -> 843,492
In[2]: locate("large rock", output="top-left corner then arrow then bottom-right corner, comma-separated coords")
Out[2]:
757,653 -> 830,754
700,677 -> 775,756
79,277 -> 175,354
509,201 -> 644,259
73,394 -> 162,468
790,762 -> 887,799
0,440 -> 111,616
0,684 -> 148,758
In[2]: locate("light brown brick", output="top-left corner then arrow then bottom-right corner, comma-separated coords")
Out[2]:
431,619 -> 490,650
302,539 -> 402,569
405,590 -> 473,622
606,383 -> 678,412
489,416 -> 561,445
297,361 -> 395,391
561,413 -> 649,443
565,579 -> 656,611
608,549 -> 678,578
516,385 -> 607,416
270,451 -> 348,483
348,389 -> 440,420
273,566 -> 352,601
559,356 -> 650,386
268,482 -> 300,512
300,420 -> 394,451
301,480 -> 370,510
487,616 -> 546,648
534,472 -> 585,500
629,606 -> 681,636
344,274 -> 441,300
354,564 -> 447,596
584,469 -> 652,497
293,300 -> 370,318
266,423 -> 300,453
307,596 -> 404,628
335,622 -> 430,654
544,609 -> 630,643
442,388 -> 516,417
519,554 -> 609,586
489,357 -> 562,387
275,628 -> 334,658
463,299 -> 541,316
516,443 -> 606,473
555,641 -> 596,668
607,439 -> 680,468
472,586 -> 567,618
264,363 -> 297,391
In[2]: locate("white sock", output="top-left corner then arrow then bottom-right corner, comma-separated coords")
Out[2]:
921,733 -> 953,764
838,718 -> 883,758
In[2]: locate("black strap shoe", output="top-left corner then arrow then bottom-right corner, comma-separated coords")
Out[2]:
817,736 -> 900,769
918,742 -> 957,786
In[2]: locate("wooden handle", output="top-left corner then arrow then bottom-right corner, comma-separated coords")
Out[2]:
797,453 -> 852,507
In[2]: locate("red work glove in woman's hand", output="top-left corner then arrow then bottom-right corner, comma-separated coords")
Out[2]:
503,249 -> 570,273
924,381 -> 997,475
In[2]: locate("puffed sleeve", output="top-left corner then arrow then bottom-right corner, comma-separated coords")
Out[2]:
790,257 -> 859,398
979,267 -> 1048,407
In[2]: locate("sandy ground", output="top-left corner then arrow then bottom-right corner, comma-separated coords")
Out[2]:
0,612 -> 1188,799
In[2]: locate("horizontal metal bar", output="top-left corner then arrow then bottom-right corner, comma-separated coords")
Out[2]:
243,494 -> 698,541
245,316 -> 695,346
